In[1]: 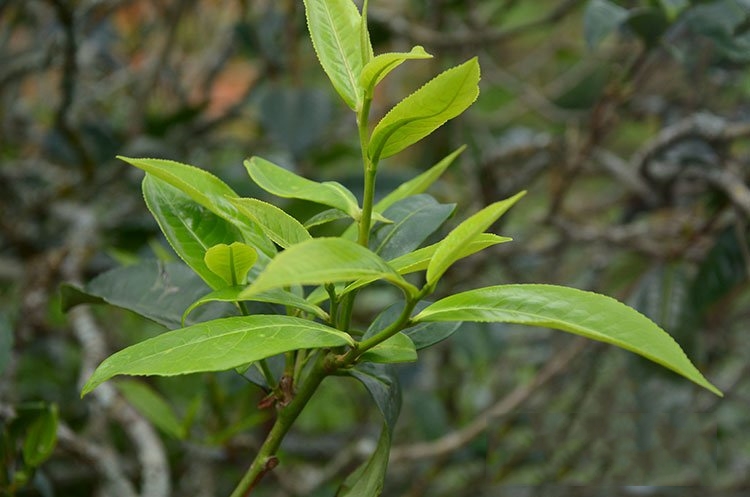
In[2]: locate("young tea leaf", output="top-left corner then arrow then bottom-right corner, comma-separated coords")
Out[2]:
82,315 -> 354,396
427,191 -> 525,286
358,332 -> 417,364
245,157 -> 360,218
359,46 -> 432,98
239,238 -> 417,299
204,242 -> 258,287
303,0 -> 364,110
229,197 -> 312,249
368,58 -> 480,161
414,284 -> 723,397
390,233 -> 512,275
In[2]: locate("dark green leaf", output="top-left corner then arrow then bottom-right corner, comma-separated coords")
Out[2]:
82,315 -> 354,396
61,260 -> 237,329
584,0 -> 629,49
22,405 -> 58,467
0,314 -> 13,376
116,380 -> 186,439
370,194 -> 455,260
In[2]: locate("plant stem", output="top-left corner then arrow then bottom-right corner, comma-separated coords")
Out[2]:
357,96 -> 375,247
229,355 -> 329,497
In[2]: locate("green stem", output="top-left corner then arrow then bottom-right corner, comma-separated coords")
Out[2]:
357,96 -> 375,247
229,355 -> 329,497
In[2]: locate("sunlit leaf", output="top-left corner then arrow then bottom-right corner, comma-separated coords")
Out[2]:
368,58 -> 480,160
359,46 -> 432,98
390,233 -> 511,275
303,0 -> 364,110
204,242 -> 258,287
82,316 -> 354,396
427,191 -> 525,285
414,284 -> 722,396
229,197 -> 312,249
359,332 -> 417,364
245,157 -> 360,218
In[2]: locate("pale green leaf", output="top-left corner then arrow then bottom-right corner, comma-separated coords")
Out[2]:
374,146 -> 465,213
204,242 -> 258,287
182,286 -> 329,325
120,156 -> 275,256
245,157 -> 360,218
239,238 -> 417,299
143,176 -> 241,290
229,197 -> 312,249
82,315 -> 354,396
414,284 -> 723,396
359,46 -> 432,98
117,380 -> 186,439
391,233 -> 512,275
360,0 -> 374,64
368,58 -> 480,160
303,0 -> 364,110
427,191 -> 525,285
359,332 -> 417,364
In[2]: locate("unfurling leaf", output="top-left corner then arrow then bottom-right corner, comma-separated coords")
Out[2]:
204,242 -> 258,286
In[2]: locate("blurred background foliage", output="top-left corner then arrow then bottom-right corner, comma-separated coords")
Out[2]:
1,0 -> 749,496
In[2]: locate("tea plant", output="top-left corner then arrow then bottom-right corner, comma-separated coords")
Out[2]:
70,0 -> 721,495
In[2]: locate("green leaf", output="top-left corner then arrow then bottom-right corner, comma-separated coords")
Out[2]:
374,146 -> 465,213
304,208 -> 352,229
228,197 -> 312,249
584,0 -> 629,49
370,301 -> 460,350
143,176 -> 242,290
427,191 -> 525,285
0,314 -> 12,376
82,315 -> 354,396
360,0 -> 374,65
359,332 -> 417,364
120,156 -> 275,256
359,46 -> 432,98
370,195 -> 455,260
245,157 -> 360,218
390,233 -> 511,275
337,425 -> 391,497
414,284 -> 723,397
116,380 -> 186,439
239,238 -> 417,299
204,242 -> 258,287
61,260 -> 237,329
22,405 -> 58,467
303,0 -> 364,110
368,58 -> 480,161
183,286 -> 329,325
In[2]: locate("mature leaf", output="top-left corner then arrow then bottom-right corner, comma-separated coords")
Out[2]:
370,194 -> 455,260
304,208 -> 352,229
0,314 -> 12,376
337,426 -> 390,497
229,197 -> 312,249
584,0 -> 629,49
626,7 -> 669,48
303,0 -> 364,110
61,260 -> 236,329
240,238 -> 417,299
340,363 -> 400,496
370,301 -> 461,351
427,191 -> 525,285
22,405 -> 58,467
82,316 -> 354,396
368,58 -> 480,160
359,332 -> 417,364
390,232 -> 511,275
120,156 -> 275,256
245,157 -> 360,218
117,380 -> 186,439
414,284 -> 723,396
204,242 -> 258,287
359,46 -> 432,98
182,286 -> 329,325
143,176 -> 241,289
374,146 -> 465,213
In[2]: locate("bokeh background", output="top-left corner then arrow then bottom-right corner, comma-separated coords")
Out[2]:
1,0 -> 749,496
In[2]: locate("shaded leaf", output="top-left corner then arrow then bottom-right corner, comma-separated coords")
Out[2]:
204,242 -> 258,287
229,197 -> 312,249
240,238 -> 417,299
414,284 -> 722,396
584,0 -> 629,49
427,191 -> 525,285
0,314 -> 12,376
337,426 -> 390,497
368,58 -> 480,160
245,157 -> 360,218
303,0 -> 364,110
359,332 -> 417,364
304,208 -> 351,229
82,315 -> 354,396
117,380 -> 186,439
370,194 -> 455,260
22,405 -> 58,467
60,260 -> 237,329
